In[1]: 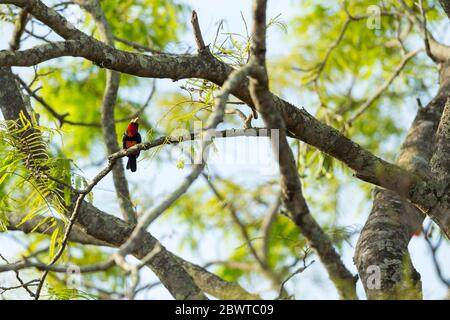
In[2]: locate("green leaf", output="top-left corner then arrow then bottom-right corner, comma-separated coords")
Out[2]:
49,224 -> 60,259
176,159 -> 185,169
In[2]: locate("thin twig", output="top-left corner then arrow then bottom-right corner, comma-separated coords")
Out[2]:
191,10 -> 208,54
347,48 -> 422,124
0,254 -> 37,298
277,249 -> 315,299
16,76 -> 100,127
418,0 -> 437,62
423,223 -> 450,288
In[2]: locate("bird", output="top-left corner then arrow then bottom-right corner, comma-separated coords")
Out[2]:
122,117 -> 142,172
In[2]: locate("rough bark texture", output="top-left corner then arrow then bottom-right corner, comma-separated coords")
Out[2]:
354,189 -> 423,299
431,101 -> 450,180
3,0 -> 450,234
5,206 -> 260,299
439,0 -> 450,20
76,0 -> 137,224
247,0 -> 357,299
427,62 -> 450,233
5,205 -> 259,299
2,0 -> 450,299
0,41 -> 438,203
0,67 -> 206,300
6,211 -> 111,247
355,60 -> 450,299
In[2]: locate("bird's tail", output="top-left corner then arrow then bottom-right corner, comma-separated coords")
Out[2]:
126,156 -> 137,172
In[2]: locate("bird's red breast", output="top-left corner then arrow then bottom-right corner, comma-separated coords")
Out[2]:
127,123 -> 139,136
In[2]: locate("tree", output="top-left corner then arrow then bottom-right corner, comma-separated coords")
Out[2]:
0,0 -> 449,300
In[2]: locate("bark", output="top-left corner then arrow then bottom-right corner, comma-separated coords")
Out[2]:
439,0 -> 450,20
5,208 -> 260,299
0,67 -> 206,300
355,60 -> 450,299
1,61 -> 260,300
2,0 -> 450,298
431,100 -> 450,180
0,41 -> 435,200
5,211 -> 111,247
354,189 -> 423,299
78,202 -> 207,300
247,0 -> 356,299
3,0 -> 450,239
76,0 -> 137,224
174,257 -> 260,300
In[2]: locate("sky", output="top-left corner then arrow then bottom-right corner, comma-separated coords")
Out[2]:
0,0 -> 449,300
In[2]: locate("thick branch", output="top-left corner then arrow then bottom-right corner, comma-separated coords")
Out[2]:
430,97 -> 450,183
0,66 -> 206,300
0,42 -> 429,193
1,4 -> 450,236
354,60 -> 450,299
75,0 -> 136,224
439,0 -> 450,20
247,0 -> 357,299
5,211 -> 110,247
429,95 -> 450,231
4,210 -> 259,300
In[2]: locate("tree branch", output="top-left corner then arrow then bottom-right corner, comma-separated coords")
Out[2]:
0,66 -> 206,300
1,2 -> 450,237
354,60 -> 450,299
5,210 -> 110,247
5,206 -> 260,300
0,42 -> 429,195
191,10 -> 207,54
348,48 -> 423,124
75,0 -> 137,224
439,0 -> 450,21
246,0 -> 357,299
8,8 -> 28,50
114,65 -> 252,259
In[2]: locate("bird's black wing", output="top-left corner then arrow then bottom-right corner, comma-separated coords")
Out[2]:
136,133 -> 142,158
122,132 -> 128,149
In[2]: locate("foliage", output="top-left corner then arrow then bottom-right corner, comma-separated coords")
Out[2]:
34,0 -> 188,158
0,112 -> 80,259
1,0 -> 449,300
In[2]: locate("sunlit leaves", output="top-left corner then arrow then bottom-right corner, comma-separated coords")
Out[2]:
0,114 -> 75,259
31,0 -> 188,159
267,0 -> 444,221
37,66 -> 103,156
101,0 -> 188,50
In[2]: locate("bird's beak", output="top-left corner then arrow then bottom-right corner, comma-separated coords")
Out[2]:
131,117 -> 140,124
